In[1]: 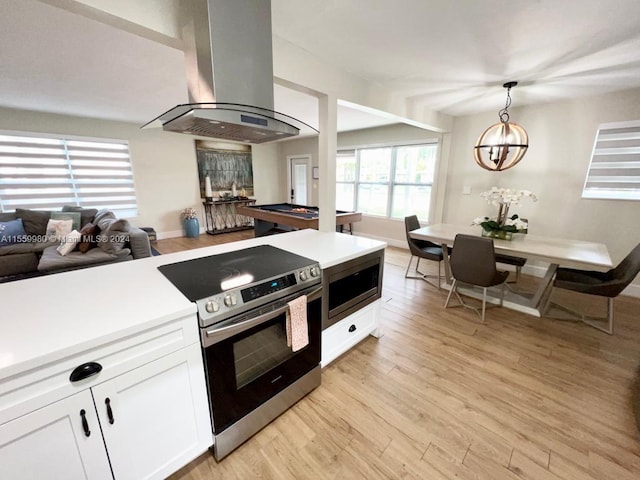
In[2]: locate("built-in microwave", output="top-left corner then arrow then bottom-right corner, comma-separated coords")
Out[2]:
322,249 -> 384,330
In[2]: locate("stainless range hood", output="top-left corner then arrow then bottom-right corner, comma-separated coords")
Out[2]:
143,0 -> 316,144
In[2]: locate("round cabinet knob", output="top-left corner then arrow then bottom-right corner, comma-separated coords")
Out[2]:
205,301 -> 219,313
310,266 -> 320,277
299,270 -> 308,281
224,295 -> 233,307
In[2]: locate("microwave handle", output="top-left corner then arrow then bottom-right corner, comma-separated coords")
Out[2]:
204,287 -> 322,346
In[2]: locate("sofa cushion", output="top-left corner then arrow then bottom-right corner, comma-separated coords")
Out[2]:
0,252 -> 39,277
15,209 -> 50,236
61,206 -> 98,228
0,218 -> 27,246
0,242 -> 38,255
38,245 -> 132,272
76,223 -> 98,253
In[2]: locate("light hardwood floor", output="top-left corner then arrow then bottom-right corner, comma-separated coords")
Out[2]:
157,232 -> 640,480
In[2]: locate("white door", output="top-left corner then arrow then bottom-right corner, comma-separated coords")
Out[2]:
288,155 -> 311,205
93,346 -> 212,480
0,389 -> 112,480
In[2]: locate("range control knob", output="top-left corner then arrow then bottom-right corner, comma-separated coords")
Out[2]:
223,295 -> 233,307
310,266 -> 320,277
205,300 -> 219,313
299,270 -> 308,281
231,294 -> 237,306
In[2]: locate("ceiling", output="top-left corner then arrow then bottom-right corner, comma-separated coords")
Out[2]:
1,0 -> 640,136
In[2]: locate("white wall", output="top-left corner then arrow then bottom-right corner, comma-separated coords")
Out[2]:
0,107 -> 282,238
443,87 -> 640,291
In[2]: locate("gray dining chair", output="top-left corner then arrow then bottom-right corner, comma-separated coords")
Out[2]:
495,218 -> 528,287
404,215 -> 445,289
543,242 -> 640,335
444,234 -> 510,322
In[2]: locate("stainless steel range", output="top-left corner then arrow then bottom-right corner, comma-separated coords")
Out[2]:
158,245 -> 322,460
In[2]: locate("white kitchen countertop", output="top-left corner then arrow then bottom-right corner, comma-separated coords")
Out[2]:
0,230 -> 385,381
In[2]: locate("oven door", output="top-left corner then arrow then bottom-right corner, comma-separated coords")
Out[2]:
201,286 -> 322,433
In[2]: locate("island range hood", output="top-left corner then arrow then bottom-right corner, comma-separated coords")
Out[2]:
143,0 -> 316,144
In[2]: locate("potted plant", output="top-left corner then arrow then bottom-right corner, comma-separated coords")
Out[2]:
472,187 -> 537,240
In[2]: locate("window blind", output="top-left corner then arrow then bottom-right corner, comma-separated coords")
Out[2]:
0,132 -> 138,215
582,120 -> 640,200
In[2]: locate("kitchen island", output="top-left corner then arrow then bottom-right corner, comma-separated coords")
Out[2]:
0,229 -> 385,480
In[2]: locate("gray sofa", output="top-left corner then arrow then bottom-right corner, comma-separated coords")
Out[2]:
0,206 -> 152,281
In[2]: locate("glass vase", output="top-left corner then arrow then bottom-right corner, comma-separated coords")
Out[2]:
481,228 -> 513,241
184,217 -> 200,238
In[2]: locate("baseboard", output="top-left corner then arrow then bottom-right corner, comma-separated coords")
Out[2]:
156,229 -> 185,240
353,232 -> 407,249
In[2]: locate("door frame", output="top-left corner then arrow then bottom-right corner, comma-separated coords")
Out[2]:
286,154 -> 312,205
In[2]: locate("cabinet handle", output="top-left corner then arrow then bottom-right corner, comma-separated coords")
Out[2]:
69,362 -> 103,382
105,397 -> 115,424
80,409 -> 90,437
348,324 -> 356,333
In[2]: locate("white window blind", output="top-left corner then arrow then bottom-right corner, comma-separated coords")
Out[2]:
0,132 -> 138,215
582,120 -> 640,201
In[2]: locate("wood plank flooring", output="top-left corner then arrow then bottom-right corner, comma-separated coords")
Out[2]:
158,233 -> 640,480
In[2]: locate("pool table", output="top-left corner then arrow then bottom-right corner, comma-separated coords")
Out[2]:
236,203 -> 362,237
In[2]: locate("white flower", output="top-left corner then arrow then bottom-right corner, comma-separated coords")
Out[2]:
479,187 -> 537,206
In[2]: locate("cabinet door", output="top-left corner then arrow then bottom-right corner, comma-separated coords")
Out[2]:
92,345 -> 212,480
0,389 -> 112,480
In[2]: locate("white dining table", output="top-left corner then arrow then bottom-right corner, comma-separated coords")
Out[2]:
409,224 -> 613,317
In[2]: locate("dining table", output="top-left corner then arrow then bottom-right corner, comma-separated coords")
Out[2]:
409,223 -> 613,317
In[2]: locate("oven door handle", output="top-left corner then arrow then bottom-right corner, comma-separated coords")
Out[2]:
203,287 -> 322,346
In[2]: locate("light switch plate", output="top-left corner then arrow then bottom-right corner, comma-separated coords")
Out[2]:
462,186 -> 472,195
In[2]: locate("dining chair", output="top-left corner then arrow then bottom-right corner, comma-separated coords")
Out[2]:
404,215 -> 445,289
495,218 -> 528,287
543,242 -> 640,335
495,253 -> 526,286
444,234 -> 510,322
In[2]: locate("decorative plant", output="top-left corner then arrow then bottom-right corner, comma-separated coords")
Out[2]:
182,207 -> 198,219
472,187 -> 537,233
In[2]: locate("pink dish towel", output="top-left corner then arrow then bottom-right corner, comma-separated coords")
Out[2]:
286,295 -> 308,352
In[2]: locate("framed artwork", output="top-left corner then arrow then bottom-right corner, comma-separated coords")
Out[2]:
196,142 -> 254,197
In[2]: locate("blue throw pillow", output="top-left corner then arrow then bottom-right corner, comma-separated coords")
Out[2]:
0,218 -> 28,247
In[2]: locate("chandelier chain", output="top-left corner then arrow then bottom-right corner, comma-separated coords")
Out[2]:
499,86 -> 512,123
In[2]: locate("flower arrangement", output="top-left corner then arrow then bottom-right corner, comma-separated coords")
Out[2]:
472,187 -> 537,238
182,207 -> 198,219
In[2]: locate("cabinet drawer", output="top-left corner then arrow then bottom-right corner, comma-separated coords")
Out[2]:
322,300 -> 380,367
0,314 -> 199,425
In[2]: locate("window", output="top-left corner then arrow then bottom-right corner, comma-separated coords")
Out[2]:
0,132 -> 138,216
582,120 -> 640,201
336,141 -> 438,221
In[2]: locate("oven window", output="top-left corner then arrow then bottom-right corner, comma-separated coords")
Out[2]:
233,321 -> 296,389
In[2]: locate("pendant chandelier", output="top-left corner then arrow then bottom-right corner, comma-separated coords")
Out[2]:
474,81 -> 528,171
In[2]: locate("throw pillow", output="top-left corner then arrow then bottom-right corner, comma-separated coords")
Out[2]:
61,206 -> 98,227
45,219 -> 73,241
57,230 -> 82,256
76,222 -> 98,253
0,218 -> 27,247
15,208 -> 51,236
51,211 -> 81,231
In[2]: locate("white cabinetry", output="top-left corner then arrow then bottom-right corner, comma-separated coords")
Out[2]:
321,299 -> 381,367
0,315 -> 212,480
0,389 -> 112,480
